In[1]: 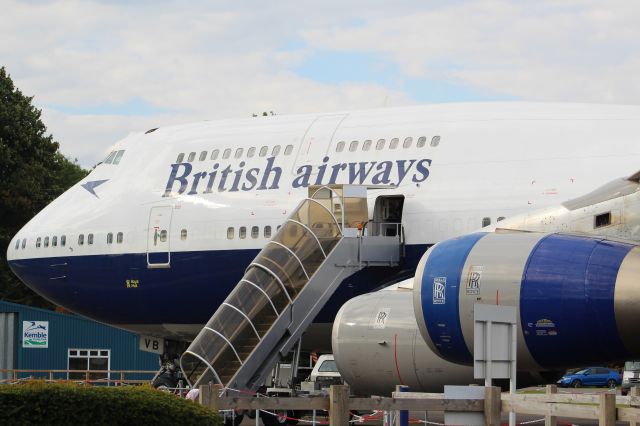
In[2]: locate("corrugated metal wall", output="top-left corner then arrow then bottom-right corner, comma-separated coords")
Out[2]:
0,312 -> 17,380
0,301 -> 158,379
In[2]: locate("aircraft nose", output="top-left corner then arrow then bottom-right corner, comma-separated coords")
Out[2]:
614,246 -> 640,354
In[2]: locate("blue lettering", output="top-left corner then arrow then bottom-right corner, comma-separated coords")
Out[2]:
163,163 -> 192,197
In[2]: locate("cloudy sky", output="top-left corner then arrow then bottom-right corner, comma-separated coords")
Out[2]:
2,0 -> 639,166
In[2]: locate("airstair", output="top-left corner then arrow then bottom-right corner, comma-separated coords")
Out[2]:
180,185 -> 403,391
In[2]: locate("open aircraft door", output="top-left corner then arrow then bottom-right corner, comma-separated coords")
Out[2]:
147,206 -> 173,268
292,114 -> 347,174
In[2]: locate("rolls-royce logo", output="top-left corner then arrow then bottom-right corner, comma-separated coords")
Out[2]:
433,277 -> 446,304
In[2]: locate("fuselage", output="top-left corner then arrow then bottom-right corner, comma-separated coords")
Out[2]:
7,102 -> 640,341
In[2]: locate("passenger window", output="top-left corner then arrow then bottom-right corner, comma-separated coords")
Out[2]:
247,147 -> 256,158
239,226 -> 247,239
176,153 -> 185,163
78,234 -> 84,245
181,229 -> 187,240
21,238 -> 26,249
482,217 -> 491,227
199,151 -> 207,161
188,152 -> 196,162
376,139 -> 385,150
223,149 -> 231,159
431,136 -> 441,147
104,151 -> 117,164
235,148 -> 243,159
61,235 -> 66,247
259,146 -> 268,157
52,236 -> 58,247
227,227 -> 235,239
211,149 -> 219,160
44,237 -> 49,247
417,136 -> 427,148
264,226 -> 272,238
36,237 -> 41,248
272,145 -> 281,156
113,150 -> 125,165
362,140 -> 372,151
497,216 -> 505,222
88,234 -> 94,245
349,141 -> 358,152
403,137 -> 413,148
336,141 -> 345,152
389,138 -> 399,149
159,230 -> 167,242
107,233 -> 113,244
284,145 -> 293,155
251,226 -> 259,239
117,232 -> 123,244
14,239 -> 19,249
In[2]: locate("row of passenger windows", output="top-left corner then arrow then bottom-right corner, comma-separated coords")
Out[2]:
226,225 -> 282,240
335,135 -> 440,153
177,145 -> 295,163
29,232 -> 125,248
102,150 -> 126,165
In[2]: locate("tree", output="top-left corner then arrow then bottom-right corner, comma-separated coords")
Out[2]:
0,66 -> 88,307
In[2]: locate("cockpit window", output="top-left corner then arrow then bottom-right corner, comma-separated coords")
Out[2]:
104,151 -> 117,164
113,150 -> 125,165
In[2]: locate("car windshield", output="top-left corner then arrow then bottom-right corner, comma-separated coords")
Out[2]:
625,361 -> 640,371
318,360 -> 338,372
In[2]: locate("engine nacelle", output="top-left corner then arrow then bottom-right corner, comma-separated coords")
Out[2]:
414,232 -> 640,369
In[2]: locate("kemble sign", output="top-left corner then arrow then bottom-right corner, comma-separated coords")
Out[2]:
22,321 -> 49,348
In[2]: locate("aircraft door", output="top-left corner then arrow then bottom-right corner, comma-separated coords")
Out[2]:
292,114 -> 347,174
372,196 -> 405,237
147,206 -> 173,268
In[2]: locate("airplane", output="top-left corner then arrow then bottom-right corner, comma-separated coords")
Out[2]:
6,101 -> 640,369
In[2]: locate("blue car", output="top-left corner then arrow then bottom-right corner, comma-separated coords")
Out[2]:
557,367 -> 621,388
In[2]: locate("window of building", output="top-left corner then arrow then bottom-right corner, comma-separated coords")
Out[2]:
211,149 -> 219,160
176,153 -> 185,163
68,349 -> 110,381
223,149 -> 231,159
431,136 -> 441,147
104,151 -> 117,164
78,234 -> 84,246
284,145 -> 293,155
181,229 -> 188,240
159,230 -> 167,242
61,235 -> 66,247
259,146 -> 268,157
88,234 -> 94,245
251,226 -> 259,239
113,150 -> 125,165
482,217 -> 491,227
362,140 -> 372,151
403,137 -> 413,148
21,238 -> 26,249
376,139 -> 385,150
44,237 -> 49,247
247,147 -> 256,158
227,227 -> 234,239
116,232 -> 123,244
264,226 -> 272,238
235,148 -> 243,159
107,233 -> 113,244
36,237 -> 41,248
187,152 -> 196,162
389,138 -> 399,149
52,236 -> 58,247
239,226 -> 247,239
336,141 -> 345,152
199,151 -> 207,161
417,136 -> 427,148
272,145 -> 281,156
349,141 -> 358,152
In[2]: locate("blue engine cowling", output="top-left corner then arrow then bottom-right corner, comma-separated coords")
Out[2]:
413,231 -> 640,370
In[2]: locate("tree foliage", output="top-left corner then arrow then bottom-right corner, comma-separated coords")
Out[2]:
0,66 -> 88,307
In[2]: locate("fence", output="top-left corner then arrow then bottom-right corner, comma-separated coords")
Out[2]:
0,369 -> 157,385
200,384 -> 640,426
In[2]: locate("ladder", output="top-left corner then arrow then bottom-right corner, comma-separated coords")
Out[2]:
180,185 -> 402,391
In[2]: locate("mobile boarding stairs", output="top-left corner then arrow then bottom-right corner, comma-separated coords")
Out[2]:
180,185 -> 403,392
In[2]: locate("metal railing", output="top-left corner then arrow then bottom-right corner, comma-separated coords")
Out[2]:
0,369 -> 157,386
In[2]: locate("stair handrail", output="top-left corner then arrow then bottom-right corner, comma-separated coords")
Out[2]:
310,186 -> 346,231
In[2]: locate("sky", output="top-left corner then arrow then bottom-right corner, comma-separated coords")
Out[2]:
2,0 -> 640,167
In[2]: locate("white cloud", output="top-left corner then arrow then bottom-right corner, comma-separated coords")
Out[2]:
2,1 -> 640,166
